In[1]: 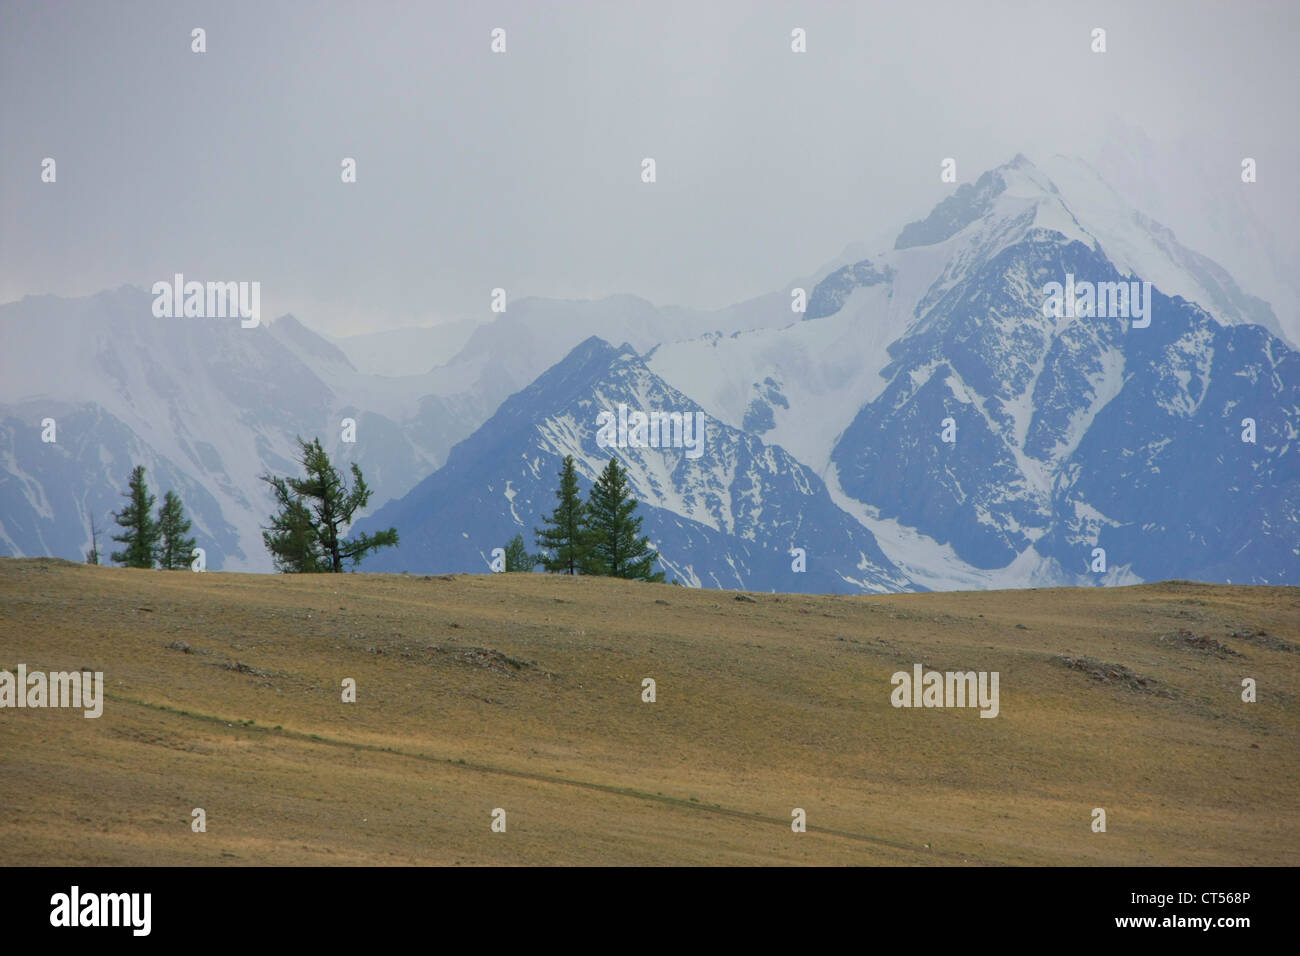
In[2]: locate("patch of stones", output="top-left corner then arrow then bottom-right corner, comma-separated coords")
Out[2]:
1159,628 -> 1245,659
449,646 -> 552,680
1054,655 -> 1172,696
164,640 -> 214,656
1227,627 -> 1296,654
377,641 -> 555,680
218,660 -> 274,678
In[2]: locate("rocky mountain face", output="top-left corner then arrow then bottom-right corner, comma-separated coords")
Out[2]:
4,155 -> 1295,588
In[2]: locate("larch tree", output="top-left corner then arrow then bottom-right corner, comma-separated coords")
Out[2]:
261,436 -> 398,573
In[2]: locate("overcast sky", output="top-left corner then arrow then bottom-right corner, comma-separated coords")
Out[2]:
2,0 -> 1295,336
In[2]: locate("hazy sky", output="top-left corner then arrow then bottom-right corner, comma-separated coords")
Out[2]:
2,0 -> 1295,336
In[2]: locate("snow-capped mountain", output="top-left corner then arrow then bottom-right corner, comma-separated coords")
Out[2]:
3,153 -> 1294,589
355,336 -> 913,593
647,154 -> 1299,586
0,286 -> 801,572
1089,115 -> 1299,350
0,287 -> 460,570
328,319 -> 484,378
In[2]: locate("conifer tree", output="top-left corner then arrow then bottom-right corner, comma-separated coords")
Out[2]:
535,455 -> 590,574
261,483 -> 326,573
503,533 -> 537,572
155,490 -> 197,570
581,457 -> 664,582
261,436 -> 398,572
110,465 -> 159,568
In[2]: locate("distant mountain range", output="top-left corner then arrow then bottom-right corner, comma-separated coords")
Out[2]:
4,154 -> 1296,589
356,336 -> 912,592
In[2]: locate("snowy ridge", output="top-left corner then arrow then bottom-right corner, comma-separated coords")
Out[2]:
3,153 -> 1296,588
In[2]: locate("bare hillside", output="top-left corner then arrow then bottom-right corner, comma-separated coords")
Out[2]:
1,559 -> 1296,865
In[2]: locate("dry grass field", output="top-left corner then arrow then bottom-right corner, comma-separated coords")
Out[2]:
1,557 -> 1297,865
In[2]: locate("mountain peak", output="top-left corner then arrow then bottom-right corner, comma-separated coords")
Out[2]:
894,154 -> 1066,252
894,164 -> 1010,251
265,312 -> 357,371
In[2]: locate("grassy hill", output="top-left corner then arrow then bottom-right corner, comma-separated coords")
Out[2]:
1,558 -> 1296,865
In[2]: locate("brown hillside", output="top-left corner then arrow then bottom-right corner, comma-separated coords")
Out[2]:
1,558 -> 1296,865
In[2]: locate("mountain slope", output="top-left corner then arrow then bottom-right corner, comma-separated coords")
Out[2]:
0,288 -> 453,570
0,283 -> 841,573
357,337 -> 913,593
3,154 -> 1293,589
649,155 -> 1299,586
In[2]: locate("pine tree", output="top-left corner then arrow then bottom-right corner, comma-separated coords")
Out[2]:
261,436 -> 398,573
503,533 -> 536,572
581,457 -> 665,582
155,490 -> 197,570
535,455 -> 590,574
110,465 -> 159,568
